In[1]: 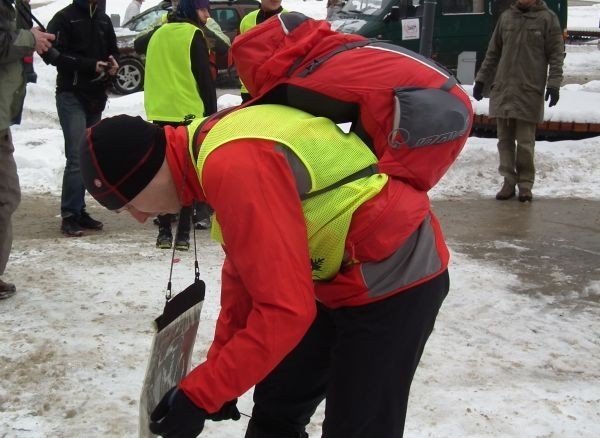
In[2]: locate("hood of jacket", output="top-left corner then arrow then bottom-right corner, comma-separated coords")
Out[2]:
511,0 -> 549,15
232,13 -> 364,97
74,0 -> 97,17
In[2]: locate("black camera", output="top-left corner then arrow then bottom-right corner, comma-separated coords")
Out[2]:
43,47 -> 61,64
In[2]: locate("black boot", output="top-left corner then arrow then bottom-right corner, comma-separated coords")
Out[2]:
61,216 -> 83,237
174,232 -> 190,251
0,278 -> 16,300
79,209 -> 104,230
156,226 -> 173,249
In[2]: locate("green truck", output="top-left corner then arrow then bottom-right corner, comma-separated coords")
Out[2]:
330,0 -> 568,77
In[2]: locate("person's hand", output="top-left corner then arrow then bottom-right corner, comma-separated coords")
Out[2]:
208,399 -> 241,422
472,81 -> 484,101
30,27 -> 55,54
95,60 -> 109,74
545,87 -> 559,107
107,55 -> 119,76
149,387 -> 208,437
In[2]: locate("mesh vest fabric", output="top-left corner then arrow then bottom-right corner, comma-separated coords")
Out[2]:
145,23 -> 206,122
189,105 -> 387,280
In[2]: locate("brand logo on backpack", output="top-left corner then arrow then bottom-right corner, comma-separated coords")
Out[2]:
413,129 -> 467,147
388,128 -> 410,149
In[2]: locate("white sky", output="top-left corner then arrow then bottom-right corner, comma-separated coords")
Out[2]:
2,1 -> 600,437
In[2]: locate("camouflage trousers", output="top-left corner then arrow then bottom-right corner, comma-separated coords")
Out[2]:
0,128 -> 21,275
496,117 -> 537,190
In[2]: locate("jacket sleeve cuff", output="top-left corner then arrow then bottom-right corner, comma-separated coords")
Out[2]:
16,29 -> 36,50
546,79 -> 562,90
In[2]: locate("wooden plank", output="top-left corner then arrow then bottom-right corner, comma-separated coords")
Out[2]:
547,121 -> 561,131
588,123 -> 600,133
471,114 -> 600,137
572,122 -> 589,133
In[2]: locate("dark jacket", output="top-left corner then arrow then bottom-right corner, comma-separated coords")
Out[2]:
46,1 -> 118,105
0,0 -> 35,129
475,0 -> 564,123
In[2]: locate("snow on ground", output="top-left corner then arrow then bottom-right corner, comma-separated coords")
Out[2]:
2,1 -> 600,437
568,2 -> 600,28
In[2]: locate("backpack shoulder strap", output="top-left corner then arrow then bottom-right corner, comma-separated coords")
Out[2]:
191,106 -> 238,162
300,164 -> 379,201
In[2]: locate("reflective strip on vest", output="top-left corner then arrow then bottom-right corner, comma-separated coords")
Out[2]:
361,215 -> 441,297
192,104 -> 388,280
145,23 -> 206,122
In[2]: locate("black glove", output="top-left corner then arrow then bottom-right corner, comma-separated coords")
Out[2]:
545,87 -> 559,107
472,81 -> 484,101
149,387 -> 208,437
208,399 -> 241,422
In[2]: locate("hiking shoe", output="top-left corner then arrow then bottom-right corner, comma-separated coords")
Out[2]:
518,187 -> 533,202
496,180 -> 516,200
61,216 -> 84,237
0,279 -> 16,300
156,227 -> 173,249
194,218 -> 211,230
174,234 -> 190,251
79,210 -> 103,230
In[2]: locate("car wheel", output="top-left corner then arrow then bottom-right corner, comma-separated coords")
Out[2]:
113,57 -> 144,94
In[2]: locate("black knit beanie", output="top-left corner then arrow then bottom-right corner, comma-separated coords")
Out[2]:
80,115 -> 166,210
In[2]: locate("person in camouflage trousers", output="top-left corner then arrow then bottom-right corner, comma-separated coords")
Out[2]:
473,0 -> 564,202
0,0 -> 54,298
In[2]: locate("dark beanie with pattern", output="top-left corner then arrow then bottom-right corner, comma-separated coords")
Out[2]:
80,115 -> 166,210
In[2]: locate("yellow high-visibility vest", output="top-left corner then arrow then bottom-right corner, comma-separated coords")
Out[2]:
145,22 -> 206,122
188,105 -> 388,280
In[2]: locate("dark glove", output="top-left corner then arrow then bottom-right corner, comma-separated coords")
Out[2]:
545,87 -> 559,107
208,399 -> 241,422
149,387 -> 207,437
472,81 -> 484,101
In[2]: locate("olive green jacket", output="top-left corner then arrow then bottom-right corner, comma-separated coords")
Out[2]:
0,0 -> 35,130
475,1 -> 564,123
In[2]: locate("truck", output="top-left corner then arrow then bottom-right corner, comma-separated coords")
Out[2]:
329,0 -> 568,81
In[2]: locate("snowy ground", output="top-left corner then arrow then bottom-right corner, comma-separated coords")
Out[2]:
1,1 -> 599,437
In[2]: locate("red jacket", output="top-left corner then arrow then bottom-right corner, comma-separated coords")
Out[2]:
164,125 -> 448,413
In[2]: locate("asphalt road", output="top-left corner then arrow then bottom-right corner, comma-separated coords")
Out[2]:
433,198 -> 600,305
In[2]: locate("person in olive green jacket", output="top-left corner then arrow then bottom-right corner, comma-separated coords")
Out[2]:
0,0 -> 54,298
473,0 -> 564,202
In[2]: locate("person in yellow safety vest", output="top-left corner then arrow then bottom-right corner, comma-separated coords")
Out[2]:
81,104 -> 451,437
134,3 -> 230,81
238,0 -> 284,103
144,0 -> 217,251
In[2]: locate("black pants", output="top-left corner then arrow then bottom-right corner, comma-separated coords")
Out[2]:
157,206 -> 192,235
246,271 -> 450,438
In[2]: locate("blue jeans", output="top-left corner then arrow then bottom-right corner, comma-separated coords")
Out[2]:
56,92 -> 102,218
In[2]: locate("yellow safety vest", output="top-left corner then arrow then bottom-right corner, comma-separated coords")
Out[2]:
188,105 -> 388,280
145,22 -> 206,122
